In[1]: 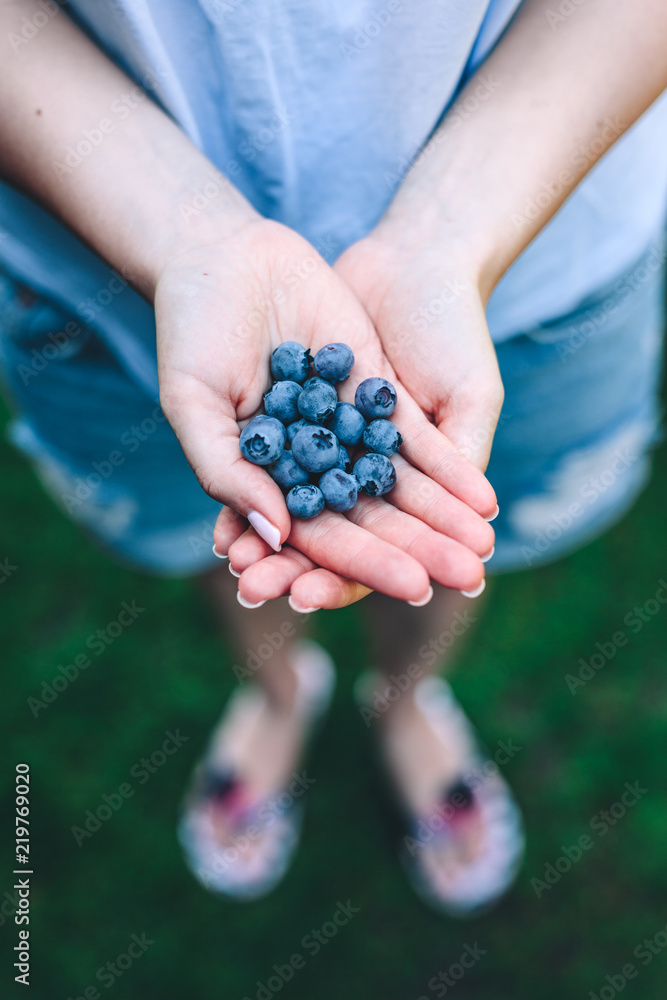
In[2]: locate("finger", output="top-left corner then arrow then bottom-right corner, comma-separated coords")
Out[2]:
436,381 -> 504,472
346,495 -> 486,593
236,543 -> 374,610
213,507 -> 247,556
237,545 -> 318,604
160,373 -> 290,550
228,526 -> 274,573
388,455 -> 495,556
290,570 -> 373,611
392,388 -> 498,518
287,511 -> 432,604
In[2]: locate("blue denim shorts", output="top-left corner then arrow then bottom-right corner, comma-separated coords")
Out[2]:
0,244 -> 664,577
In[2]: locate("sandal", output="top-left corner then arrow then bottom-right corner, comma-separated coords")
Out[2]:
356,672 -> 524,917
178,641 -> 335,900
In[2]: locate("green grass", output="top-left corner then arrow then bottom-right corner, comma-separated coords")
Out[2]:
2,388 -> 667,1000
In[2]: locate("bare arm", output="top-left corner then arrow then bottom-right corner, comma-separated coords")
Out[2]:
380,0 -> 667,293
336,0 -> 667,469
0,0 -> 498,605
0,0 -> 253,297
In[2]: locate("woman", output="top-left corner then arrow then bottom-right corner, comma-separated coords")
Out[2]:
0,0 -> 665,914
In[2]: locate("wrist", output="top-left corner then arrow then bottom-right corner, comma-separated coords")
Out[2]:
143,169 -> 260,301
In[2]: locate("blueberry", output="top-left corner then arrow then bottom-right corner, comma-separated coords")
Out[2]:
312,342 -> 355,382
268,450 -> 311,490
286,418 -> 313,445
303,375 -> 333,389
263,380 -> 302,424
239,415 -> 286,466
270,341 -> 313,383
286,483 -> 325,520
363,418 -> 403,457
354,377 -> 397,420
353,453 -> 396,496
326,401 -> 366,446
297,378 -> 338,424
319,468 -> 358,512
291,425 -> 340,473
334,444 -> 353,473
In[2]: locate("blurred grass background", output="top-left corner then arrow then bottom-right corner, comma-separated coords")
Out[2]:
1,377 -> 667,1000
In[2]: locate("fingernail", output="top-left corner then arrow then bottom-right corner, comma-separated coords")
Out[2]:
408,585 -> 434,608
212,545 -> 228,560
288,595 -> 319,614
460,579 -> 486,599
228,564 -> 241,578
247,510 -> 282,552
237,591 -> 266,609
481,545 -> 495,563
485,504 -> 499,522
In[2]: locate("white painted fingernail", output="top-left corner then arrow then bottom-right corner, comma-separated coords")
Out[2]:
408,585 -> 434,607
485,504 -> 499,522
228,564 -> 241,578
481,545 -> 495,563
288,595 -> 318,614
237,591 -> 266,609
460,579 -> 486,599
247,509 -> 282,552
212,545 -> 228,560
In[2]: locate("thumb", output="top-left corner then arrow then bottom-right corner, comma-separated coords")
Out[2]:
160,375 -> 290,551
435,361 -> 504,473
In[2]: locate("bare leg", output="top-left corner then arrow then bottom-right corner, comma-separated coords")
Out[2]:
366,583 -> 484,682
365,584 -> 491,865
202,563 -> 304,711
188,565 -> 325,857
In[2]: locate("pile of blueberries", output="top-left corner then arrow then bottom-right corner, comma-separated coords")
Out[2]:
239,341 -> 402,519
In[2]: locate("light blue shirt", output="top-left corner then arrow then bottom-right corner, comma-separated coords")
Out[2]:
1,0 -> 666,401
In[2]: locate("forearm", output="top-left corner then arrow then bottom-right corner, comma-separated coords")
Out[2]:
0,0 -> 256,300
377,0 -> 667,298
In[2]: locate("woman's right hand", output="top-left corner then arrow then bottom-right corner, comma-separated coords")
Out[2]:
155,217 -> 497,605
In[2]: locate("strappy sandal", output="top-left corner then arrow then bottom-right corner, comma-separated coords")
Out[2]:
178,641 -> 335,900
356,672 -> 524,917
